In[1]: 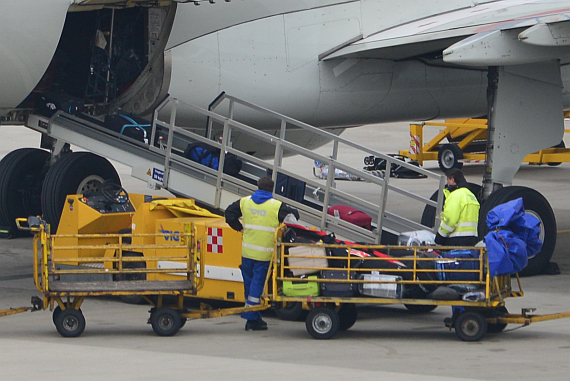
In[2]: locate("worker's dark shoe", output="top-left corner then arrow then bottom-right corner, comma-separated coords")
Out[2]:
245,319 -> 268,331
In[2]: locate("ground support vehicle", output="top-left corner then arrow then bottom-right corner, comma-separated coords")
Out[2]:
269,226 -> 570,341
399,119 -> 570,172
4,220 -> 570,340
3,216 -> 267,337
51,190 -> 246,305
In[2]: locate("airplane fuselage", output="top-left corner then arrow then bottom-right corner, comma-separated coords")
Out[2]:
5,0 -> 568,128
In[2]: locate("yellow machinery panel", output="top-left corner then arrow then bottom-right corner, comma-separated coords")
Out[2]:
152,217 -> 244,303
53,193 -> 245,303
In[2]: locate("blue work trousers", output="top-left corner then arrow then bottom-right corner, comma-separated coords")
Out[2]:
241,257 -> 270,321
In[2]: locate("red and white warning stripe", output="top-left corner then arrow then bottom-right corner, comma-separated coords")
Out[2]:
409,133 -> 420,155
207,227 -> 224,253
463,160 -> 486,164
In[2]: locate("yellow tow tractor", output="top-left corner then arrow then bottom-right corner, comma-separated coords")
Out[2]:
1,183 -> 265,337
399,118 -> 570,172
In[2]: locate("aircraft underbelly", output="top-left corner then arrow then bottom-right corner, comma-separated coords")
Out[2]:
0,0 -> 69,115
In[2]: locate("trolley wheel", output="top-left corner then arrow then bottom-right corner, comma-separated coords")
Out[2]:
52,305 -> 64,324
273,302 -> 307,321
54,308 -> 86,338
438,144 -> 464,172
151,308 -> 182,336
404,304 -> 438,314
485,306 -> 508,333
306,307 -> 340,340
338,304 -> 358,331
454,311 -> 487,342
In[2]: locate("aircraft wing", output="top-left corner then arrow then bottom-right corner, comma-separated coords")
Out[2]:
322,1 -> 570,66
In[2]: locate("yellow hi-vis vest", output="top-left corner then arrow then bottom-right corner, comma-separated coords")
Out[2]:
240,196 -> 282,261
438,187 -> 480,239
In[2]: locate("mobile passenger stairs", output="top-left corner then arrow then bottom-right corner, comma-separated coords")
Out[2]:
26,93 -> 446,245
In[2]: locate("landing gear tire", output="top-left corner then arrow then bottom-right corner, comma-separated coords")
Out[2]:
404,304 -> 438,314
306,307 -> 340,340
454,311 -> 487,342
150,308 -> 182,336
41,152 -> 120,233
478,186 -> 556,276
54,308 -> 86,338
338,304 -> 358,331
0,148 -> 49,238
438,144 -> 463,173
273,302 -> 307,321
420,183 -> 482,228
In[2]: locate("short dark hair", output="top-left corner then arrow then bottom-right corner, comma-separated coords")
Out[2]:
257,176 -> 274,192
446,168 -> 465,184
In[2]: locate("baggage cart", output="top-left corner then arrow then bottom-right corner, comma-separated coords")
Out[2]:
1,216 -> 267,337
270,225 -> 570,341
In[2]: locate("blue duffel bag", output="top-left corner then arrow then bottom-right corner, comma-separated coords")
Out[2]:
435,249 -> 480,281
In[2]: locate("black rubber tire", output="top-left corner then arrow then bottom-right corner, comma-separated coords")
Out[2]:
478,186 -> 556,276
273,302 -> 307,321
338,304 -> 358,331
547,141 -> 565,166
54,308 -> 86,338
404,304 -> 438,314
485,306 -> 508,333
438,144 -> 464,173
420,183 -> 482,228
454,311 -> 487,342
41,152 -> 120,233
306,307 -> 340,340
0,148 -> 49,238
151,308 -> 182,336
52,305 -> 64,324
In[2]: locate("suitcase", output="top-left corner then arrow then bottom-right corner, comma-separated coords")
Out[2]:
359,273 -> 403,298
275,173 -> 306,203
35,92 -> 85,117
327,205 -> 372,230
104,114 -> 151,144
320,270 -> 358,297
287,246 -> 328,276
283,275 -> 320,296
435,249 -> 480,281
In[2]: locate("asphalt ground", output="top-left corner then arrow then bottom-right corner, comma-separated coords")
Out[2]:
1,122 -> 570,380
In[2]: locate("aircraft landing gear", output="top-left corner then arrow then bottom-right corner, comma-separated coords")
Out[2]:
420,184 -> 556,276
41,152 -> 121,233
0,148 -> 50,238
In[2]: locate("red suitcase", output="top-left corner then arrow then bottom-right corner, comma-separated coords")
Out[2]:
327,205 -> 372,230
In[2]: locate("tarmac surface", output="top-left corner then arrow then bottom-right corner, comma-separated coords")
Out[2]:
1,122 -> 570,380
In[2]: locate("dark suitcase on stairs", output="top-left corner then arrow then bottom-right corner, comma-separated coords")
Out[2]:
275,173 -> 306,203
320,270 -> 358,296
327,205 -> 372,230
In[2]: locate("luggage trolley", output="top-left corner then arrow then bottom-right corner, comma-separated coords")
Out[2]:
5,216 -> 267,337
270,225 -> 570,341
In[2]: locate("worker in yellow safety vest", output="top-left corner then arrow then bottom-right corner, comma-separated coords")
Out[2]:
435,168 -> 480,247
225,176 -> 299,331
